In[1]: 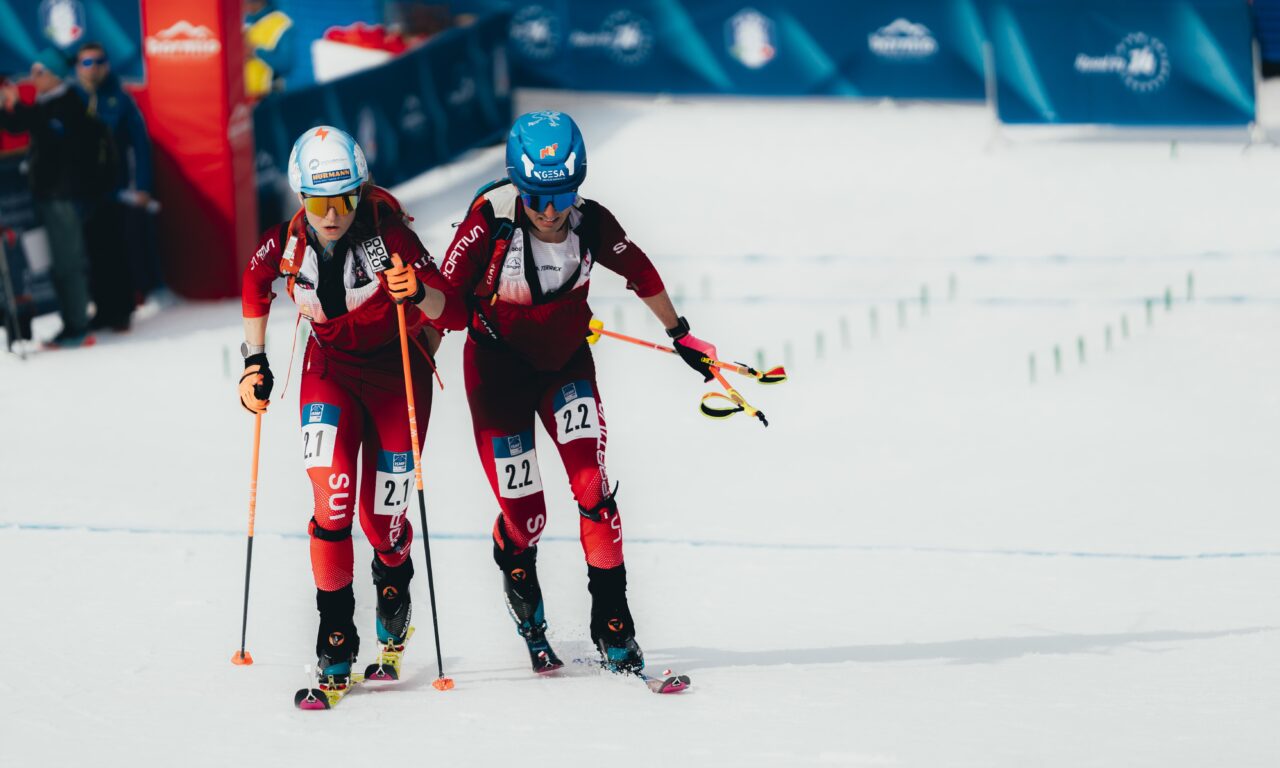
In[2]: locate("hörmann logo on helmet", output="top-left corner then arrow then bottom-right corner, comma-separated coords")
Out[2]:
145,20 -> 222,57
311,169 -> 352,183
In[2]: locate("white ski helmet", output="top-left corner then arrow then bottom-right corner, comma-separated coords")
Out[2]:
287,125 -> 369,196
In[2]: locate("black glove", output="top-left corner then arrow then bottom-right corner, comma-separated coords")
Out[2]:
239,353 -> 274,413
667,317 -> 718,383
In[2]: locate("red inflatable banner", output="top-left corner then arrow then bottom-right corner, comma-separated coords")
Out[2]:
137,0 -> 256,299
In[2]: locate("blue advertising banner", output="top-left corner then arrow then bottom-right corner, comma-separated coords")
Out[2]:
982,0 -> 1255,125
253,11 -> 512,219
0,0 -> 145,82
455,0 -> 987,99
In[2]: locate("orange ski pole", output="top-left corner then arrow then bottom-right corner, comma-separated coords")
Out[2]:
232,411 -> 262,665
586,318 -> 786,383
394,298 -> 454,691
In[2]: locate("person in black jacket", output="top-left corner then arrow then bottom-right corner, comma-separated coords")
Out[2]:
75,41 -> 153,333
0,49 -> 96,348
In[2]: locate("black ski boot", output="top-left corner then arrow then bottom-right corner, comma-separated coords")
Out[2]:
315,585 -> 360,687
494,525 -> 563,674
589,564 -> 643,674
371,555 -> 413,645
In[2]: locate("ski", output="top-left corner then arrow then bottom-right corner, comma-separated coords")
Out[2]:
572,657 -> 692,694
637,668 -> 691,694
293,672 -> 365,710
363,626 -> 415,682
524,633 -> 564,675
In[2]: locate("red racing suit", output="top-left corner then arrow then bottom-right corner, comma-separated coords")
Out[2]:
242,189 -> 448,590
434,183 -> 664,568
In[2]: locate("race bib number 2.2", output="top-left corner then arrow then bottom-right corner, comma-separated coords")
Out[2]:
492,431 -> 543,499
553,380 -> 600,444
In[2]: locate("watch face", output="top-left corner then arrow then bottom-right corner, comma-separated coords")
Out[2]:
241,342 -> 253,358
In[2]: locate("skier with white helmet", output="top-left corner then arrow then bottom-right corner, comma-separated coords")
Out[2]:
238,126 -> 452,691
432,111 -> 719,676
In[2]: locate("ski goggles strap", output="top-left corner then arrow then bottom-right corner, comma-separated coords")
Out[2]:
301,192 -> 360,217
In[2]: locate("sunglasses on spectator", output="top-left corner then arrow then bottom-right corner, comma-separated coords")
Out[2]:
302,193 -> 360,216
79,57 -> 108,67
520,191 -> 578,213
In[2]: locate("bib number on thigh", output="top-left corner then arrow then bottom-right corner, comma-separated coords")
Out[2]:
301,403 -> 340,469
553,381 -> 600,444
492,431 -> 543,499
375,449 -> 413,516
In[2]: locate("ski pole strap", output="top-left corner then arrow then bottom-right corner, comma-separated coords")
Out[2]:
700,391 -> 746,419
706,369 -> 769,427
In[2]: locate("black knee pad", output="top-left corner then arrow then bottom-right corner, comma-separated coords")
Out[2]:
308,516 -> 353,542
578,483 -> 620,522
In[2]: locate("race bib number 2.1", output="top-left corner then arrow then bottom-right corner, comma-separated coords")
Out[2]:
553,380 -> 600,444
492,431 -> 543,499
301,402 -> 340,469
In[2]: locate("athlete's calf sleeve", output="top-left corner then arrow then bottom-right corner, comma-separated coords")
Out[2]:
579,491 -> 624,570
363,514 -> 414,569
309,517 -> 355,591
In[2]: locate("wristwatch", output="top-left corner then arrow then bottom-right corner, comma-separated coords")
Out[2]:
665,316 -> 690,339
240,342 -> 265,359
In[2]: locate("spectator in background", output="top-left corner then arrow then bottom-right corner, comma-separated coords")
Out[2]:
244,0 -> 296,99
74,41 -> 153,333
0,49 -> 95,348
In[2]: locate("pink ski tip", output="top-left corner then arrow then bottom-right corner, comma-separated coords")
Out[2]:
296,699 -> 329,710
366,670 -> 396,681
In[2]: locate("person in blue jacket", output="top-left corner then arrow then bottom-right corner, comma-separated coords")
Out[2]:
73,41 -> 153,332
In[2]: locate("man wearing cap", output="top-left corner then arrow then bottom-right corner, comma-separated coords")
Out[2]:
74,41 -> 154,333
0,49 -> 97,348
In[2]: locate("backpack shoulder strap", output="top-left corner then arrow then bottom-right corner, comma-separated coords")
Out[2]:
471,180 -> 519,300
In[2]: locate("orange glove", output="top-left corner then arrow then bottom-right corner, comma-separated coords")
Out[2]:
385,253 -> 424,304
239,354 -> 273,413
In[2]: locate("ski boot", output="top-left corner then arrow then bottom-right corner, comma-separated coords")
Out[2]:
365,556 -> 414,681
315,585 -> 359,683
589,563 -> 644,674
494,527 -> 564,674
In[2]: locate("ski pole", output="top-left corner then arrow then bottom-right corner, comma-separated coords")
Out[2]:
703,368 -> 769,427
232,411 -> 262,665
394,297 -> 455,692
586,318 -> 787,384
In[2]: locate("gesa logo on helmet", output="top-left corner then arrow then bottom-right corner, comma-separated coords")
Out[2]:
532,169 -> 566,180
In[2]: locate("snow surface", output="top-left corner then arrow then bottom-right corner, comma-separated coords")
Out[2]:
3,90 -> 1279,767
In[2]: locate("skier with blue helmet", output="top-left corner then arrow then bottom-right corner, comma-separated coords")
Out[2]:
432,111 -> 719,677
239,125 -> 455,699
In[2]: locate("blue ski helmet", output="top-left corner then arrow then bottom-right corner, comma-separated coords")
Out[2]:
505,111 -> 586,196
287,125 -> 369,197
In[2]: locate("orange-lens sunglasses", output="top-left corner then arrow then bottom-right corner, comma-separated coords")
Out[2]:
302,193 -> 359,217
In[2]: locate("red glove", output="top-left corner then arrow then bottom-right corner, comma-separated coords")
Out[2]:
668,317 -> 718,382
